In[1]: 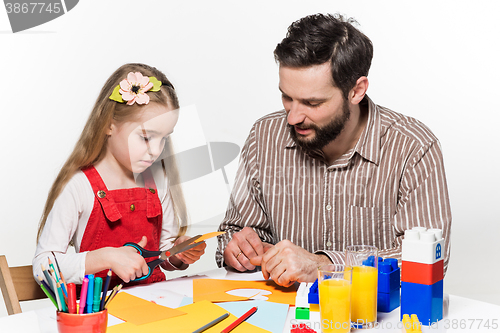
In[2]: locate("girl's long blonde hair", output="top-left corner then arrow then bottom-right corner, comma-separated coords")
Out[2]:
37,63 -> 187,242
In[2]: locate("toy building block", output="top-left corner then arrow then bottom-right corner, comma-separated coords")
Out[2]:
296,282 -> 310,309
378,258 -> 400,293
291,323 -> 318,333
401,280 -> 443,324
295,282 -> 310,319
402,314 -> 422,332
295,306 -> 310,320
401,260 -> 443,285
402,228 -> 444,264
308,279 -> 319,305
378,258 -> 401,312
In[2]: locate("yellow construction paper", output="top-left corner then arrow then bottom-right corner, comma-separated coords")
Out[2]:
194,231 -> 226,243
108,300 -> 271,333
107,292 -> 186,325
193,279 -> 298,305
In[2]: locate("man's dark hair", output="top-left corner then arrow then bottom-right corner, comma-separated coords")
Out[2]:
274,13 -> 373,99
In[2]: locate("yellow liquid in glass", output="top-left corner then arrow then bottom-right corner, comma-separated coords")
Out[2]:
351,266 -> 378,325
319,279 -> 351,333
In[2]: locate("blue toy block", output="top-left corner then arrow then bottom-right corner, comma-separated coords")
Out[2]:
377,258 -> 401,312
401,280 -> 443,325
378,288 -> 400,312
378,258 -> 400,293
308,279 -> 319,304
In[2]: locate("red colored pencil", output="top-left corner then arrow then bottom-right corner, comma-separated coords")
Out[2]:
220,306 -> 257,333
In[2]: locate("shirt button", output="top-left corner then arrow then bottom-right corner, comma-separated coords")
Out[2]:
327,241 -> 332,247
326,204 -> 332,211
97,190 -> 106,198
130,204 -> 135,211
149,188 -> 156,194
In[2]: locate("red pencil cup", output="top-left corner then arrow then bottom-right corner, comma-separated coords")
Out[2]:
56,310 -> 108,333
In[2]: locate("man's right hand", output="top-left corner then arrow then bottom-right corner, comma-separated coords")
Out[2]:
223,227 -> 272,271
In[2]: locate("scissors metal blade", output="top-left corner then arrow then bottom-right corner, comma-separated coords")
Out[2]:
160,235 -> 203,260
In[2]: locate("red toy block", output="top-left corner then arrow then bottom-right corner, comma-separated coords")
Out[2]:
291,323 -> 318,333
401,260 -> 443,285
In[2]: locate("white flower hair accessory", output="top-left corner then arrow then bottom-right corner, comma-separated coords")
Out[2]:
109,72 -> 162,105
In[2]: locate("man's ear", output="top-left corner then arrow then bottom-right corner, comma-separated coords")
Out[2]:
349,76 -> 369,105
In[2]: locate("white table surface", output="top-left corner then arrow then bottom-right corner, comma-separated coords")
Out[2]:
1,267 -> 499,333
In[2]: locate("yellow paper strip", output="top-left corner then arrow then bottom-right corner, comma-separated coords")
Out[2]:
107,292 -> 186,325
194,231 -> 226,243
108,300 -> 271,333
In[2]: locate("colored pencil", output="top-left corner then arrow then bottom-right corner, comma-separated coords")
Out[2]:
104,284 -> 122,309
49,266 -> 68,305
220,306 -> 258,333
192,312 -> 229,333
51,252 -> 68,297
36,275 -> 55,300
53,277 -> 62,311
40,264 -> 55,294
36,276 -> 58,308
100,269 -> 112,311
57,282 -> 68,312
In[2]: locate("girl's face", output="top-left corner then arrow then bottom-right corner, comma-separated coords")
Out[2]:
107,103 -> 179,175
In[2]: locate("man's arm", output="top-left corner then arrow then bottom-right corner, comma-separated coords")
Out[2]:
216,125 -> 274,270
388,140 -> 452,273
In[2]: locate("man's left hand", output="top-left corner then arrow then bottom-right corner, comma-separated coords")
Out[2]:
249,240 -> 331,287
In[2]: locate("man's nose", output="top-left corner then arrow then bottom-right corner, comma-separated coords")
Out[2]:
286,101 -> 307,126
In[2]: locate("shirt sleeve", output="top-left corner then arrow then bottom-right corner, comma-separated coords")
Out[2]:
32,175 -> 89,284
382,140 -> 452,273
158,178 -> 188,271
216,125 -> 274,267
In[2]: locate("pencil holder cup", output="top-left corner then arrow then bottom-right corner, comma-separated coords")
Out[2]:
57,309 -> 108,333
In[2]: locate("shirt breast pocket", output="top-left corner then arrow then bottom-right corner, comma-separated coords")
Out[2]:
345,205 -> 393,251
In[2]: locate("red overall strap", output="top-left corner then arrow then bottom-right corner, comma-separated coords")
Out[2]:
142,168 -> 162,219
81,165 -> 122,222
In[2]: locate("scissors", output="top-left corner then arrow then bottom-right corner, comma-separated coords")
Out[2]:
123,235 -> 203,281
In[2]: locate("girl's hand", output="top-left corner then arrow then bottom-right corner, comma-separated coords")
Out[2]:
86,236 -> 150,283
172,235 -> 207,265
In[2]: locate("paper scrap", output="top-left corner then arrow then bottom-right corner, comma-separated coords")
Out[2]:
108,300 -> 270,333
193,279 -> 298,305
194,231 -> 226,243
107,292 -> 185,325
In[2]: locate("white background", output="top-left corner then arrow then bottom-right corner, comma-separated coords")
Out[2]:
0,0 -> 499,317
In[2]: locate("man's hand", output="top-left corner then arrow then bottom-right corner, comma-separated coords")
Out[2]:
250,239 -> 331,287
223,227 -> 272,271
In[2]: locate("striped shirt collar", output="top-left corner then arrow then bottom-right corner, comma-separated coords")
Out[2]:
284,95 -> 381,166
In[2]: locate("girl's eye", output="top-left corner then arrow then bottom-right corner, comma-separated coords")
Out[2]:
142,136 -> 151,142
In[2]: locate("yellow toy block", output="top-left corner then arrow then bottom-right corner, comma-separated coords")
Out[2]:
402,314 -> 422,332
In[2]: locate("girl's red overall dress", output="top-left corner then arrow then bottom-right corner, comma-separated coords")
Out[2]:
79,165 -> 167,287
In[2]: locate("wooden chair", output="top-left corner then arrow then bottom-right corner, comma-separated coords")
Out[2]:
0,255 -> 46,315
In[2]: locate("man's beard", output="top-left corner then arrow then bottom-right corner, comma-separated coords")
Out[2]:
289,100 -> 351,152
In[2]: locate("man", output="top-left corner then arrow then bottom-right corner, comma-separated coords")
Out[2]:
216,13 -> 451,287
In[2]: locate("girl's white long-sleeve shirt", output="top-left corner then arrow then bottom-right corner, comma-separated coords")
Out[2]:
33,165 -> 180,284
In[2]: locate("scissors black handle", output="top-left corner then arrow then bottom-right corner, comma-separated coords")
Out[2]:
123,242 -> 163,282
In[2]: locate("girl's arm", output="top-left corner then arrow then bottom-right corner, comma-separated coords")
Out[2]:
32,172 -> 91,284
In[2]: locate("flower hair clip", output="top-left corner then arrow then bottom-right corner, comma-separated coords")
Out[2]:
109,72 -> 162,105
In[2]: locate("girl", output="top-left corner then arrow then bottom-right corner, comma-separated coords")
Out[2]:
33,63 -> 206,286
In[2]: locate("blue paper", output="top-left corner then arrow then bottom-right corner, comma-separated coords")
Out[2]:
217,300 -> 289,333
